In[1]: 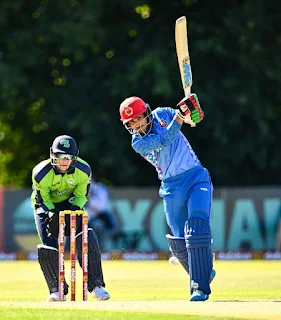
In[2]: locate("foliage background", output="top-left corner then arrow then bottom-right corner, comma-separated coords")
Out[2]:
0,0 -> 280,187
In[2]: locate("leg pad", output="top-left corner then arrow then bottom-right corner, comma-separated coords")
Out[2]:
76,228 -> 105,292
166,234 -> 189,274
37,244 -> 68,295
185,219 -> 213,295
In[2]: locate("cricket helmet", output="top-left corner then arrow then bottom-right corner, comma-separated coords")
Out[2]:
119,96 -> 153,136
119,96 -> 148,124
50,135 -> 79,169
51,135 -> 78,155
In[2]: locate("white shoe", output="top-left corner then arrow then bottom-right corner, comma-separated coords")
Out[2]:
92,286 -> 110,301
46,292 -> 66,302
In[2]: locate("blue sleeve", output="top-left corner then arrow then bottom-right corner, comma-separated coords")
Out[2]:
132,118 -> 182,156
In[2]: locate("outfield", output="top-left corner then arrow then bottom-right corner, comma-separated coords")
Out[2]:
0,260 -> 281,319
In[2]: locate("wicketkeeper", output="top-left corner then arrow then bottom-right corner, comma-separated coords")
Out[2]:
119,95 -> 215,301
31,135 -> 110,302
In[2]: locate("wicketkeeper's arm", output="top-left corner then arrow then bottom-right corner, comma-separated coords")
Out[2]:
72,178 -> 91,209
32,179 -> 55,211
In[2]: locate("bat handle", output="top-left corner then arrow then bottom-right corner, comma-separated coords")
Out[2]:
185,114 -> 196,127
184,89 -> 196,127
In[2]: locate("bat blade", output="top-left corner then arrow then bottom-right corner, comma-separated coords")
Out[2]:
175,16 -> 195,127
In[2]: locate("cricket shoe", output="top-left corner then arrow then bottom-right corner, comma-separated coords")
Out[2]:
190,290 -> 209,302
92,286 -> 110,301
46,291 -> 66,302
189,270 -> 216,302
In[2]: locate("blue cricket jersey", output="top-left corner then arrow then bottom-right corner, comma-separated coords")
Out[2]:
131,107 -> 201,180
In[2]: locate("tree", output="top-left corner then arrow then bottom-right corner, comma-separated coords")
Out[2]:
0,0 -> 280,187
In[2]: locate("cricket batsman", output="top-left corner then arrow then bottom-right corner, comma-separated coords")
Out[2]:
31,135 -> 110,302
119,95 -> 216,301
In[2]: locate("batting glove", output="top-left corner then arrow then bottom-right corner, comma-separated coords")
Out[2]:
177,94 -> 204,124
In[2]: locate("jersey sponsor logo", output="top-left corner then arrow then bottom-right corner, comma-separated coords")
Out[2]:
68,178 -> 74,185
200,187 -> 208,191
55,189 -> 71,196
60,139 -> 70,148
158,119 -> 167,127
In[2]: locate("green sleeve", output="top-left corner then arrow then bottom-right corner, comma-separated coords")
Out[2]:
32,170 -> 55,211
72,162 -> 92,208
72,181 -> 90,208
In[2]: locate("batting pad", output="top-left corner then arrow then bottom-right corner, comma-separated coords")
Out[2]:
76,228 -> 105,292
166,234 -> 189,274
185,218 -> 213,295
37,244 -> 69,295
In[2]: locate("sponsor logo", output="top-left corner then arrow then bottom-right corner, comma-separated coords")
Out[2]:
83,283 -> 88,299
70,227 -> 76,241
59,254 -> 64,271
60,139 -> 70,148
122,252 -> 159,260
68,178 -> 74,185
0,252 -> 16,260
264,251 -> 281,260
217,252 -> 252,260
70,242 -> 75,254
71,268 -> 76,282
55,189 -> 71,196
158,120 -> 167,127
191,281 -> 199,289
59,224 -> 65,243
124,106 -> 133,116
83,253 -> 88,272
200,188 -> 208,191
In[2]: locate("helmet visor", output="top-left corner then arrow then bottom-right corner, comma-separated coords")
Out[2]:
55,153 -> 75,160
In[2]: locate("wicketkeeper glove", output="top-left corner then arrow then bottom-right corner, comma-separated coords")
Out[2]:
177,94 -> 204,124
44,210 -> 59,239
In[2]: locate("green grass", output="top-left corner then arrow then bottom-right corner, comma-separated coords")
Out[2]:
0,260 -> 281,319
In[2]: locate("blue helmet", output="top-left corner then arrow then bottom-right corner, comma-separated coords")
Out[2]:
51,135 -> 79,155
50,135 -> 79,169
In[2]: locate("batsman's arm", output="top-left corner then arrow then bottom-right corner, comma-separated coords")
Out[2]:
177,94 -> 204,125
132,118 -> 182,156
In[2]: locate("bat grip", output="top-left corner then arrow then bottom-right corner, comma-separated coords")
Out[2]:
185,114 -> 196,127
184,90 -> 196,127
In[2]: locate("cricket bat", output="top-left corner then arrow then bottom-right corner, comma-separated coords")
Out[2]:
175,16 -> 196,127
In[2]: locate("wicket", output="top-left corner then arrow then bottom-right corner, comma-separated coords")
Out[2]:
58,210 -> 88,301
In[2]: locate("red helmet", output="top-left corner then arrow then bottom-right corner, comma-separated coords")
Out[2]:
119,96 -> 147,124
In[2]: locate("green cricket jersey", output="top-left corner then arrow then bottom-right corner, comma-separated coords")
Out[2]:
31,157 -> 92,211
